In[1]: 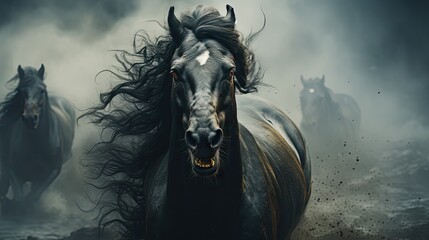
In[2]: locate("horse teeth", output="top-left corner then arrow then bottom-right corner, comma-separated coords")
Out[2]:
194,158 -> 215,168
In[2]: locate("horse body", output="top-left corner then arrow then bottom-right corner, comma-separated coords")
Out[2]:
144,95 -> 310,240
87,5 -> 310,239
0,65 -> 75,206
300,76 -> 360,147
8,95 -> 75,181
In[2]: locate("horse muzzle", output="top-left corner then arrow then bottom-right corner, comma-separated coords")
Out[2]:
22,113 -> 40,129
185,127 -> 223,176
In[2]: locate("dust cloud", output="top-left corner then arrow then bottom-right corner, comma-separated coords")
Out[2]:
0,0 -> 427,239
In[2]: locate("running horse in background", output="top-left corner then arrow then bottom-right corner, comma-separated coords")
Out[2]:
0,65 -> 75,214
300,75 -> 361,148
85,5 -> 311,240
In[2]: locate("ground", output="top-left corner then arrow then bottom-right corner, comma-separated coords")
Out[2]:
0,136 -> 427,240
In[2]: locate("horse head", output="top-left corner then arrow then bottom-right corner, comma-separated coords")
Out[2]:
168,5 -> 238,176
17,64 -> 47,129
300,75 -> 331,125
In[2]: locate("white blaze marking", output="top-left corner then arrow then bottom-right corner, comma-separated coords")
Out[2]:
308,88 -> 315,93
196,50 -> 210,66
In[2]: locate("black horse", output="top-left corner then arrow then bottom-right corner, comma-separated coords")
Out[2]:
86,5 -> 311,240
0,65 -> 76,213
300,75 -> 361,147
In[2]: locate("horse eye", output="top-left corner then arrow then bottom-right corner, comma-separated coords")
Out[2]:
170,70 -> 179,81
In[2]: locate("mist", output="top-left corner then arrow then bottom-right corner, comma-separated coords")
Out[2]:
0,0 -> 427,239
1,0 -> 427,136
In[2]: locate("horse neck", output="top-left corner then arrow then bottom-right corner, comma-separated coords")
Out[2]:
33,94 -> 52,137
305,89 -> 340,123
322,90 -> 341,119
221,97 -> 243,198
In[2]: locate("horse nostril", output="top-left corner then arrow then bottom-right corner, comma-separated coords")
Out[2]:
185,130 -> 199,150
208,128 -> 223,149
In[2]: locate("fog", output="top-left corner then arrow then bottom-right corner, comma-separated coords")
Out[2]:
0,0 -> 427,239
1,0 -> 427,136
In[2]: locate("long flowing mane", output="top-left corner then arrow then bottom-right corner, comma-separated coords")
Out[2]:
83,5 -> 263,239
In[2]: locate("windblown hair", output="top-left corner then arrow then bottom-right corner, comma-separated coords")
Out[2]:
0,67 -> 42,127
83,5 -> 264,239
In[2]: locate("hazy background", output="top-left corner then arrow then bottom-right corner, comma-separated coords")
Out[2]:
0,0 -> 427,239
1,0 -> 426,137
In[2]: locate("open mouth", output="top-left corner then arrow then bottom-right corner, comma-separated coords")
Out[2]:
194,157 -> 215,168
22,118 -> 39,130
191,155 -> 218,175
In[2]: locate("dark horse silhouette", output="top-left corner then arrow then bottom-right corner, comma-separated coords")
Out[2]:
0,65 -> 75,213
85,5 -> 311,240
300,75 -> 361,147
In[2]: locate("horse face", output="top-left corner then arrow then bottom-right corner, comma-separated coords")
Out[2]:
300,76 -> 327,124
18,65 -> 46,130
171,40 -> 235,176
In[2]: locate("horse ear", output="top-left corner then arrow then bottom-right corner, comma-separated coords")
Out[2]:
226,5 -> 236,23
321,75 -> 325,84
300,75 -> 306,86
17,65 -> 25,79
168,6 -> 186,43
38,64 -> 45,80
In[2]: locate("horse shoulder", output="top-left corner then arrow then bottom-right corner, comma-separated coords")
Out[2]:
237,95 -> 305,168
334,93 -> 361,124
237,95 -> 309,238
238,124 -> 278,239
333,93 -> 359,109
49,95 -> 76,122
48,95 -> 76,159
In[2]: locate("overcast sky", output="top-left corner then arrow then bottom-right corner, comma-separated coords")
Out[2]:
0,0 -> 428,140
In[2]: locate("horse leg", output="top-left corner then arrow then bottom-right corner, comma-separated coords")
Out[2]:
0,172 -> 10,198
26,168 -> 60,202
10,172 -> 24,201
